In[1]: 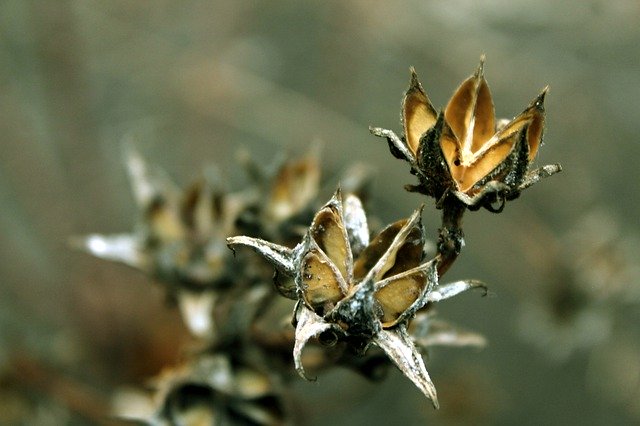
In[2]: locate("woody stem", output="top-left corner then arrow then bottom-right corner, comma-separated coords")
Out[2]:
436,194 -> 466,276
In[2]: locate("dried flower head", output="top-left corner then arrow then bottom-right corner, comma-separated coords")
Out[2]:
371,57 -> 562,212
228,189 -> 482,408
74,148 -> 253,338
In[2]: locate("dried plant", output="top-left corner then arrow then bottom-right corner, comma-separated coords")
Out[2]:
76,57 -> 559,424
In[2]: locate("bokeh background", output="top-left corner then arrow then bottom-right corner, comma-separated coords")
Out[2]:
2,0 -> 640,424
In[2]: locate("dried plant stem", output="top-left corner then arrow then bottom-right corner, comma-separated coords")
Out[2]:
437,194 -> 466,276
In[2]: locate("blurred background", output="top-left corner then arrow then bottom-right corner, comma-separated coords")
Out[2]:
1,0 -> 639,424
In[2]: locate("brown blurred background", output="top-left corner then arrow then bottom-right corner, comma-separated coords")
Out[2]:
1,1 -> 640,424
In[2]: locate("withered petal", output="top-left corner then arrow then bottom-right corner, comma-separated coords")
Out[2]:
402,67 -> 438,157
361,206 -> 424,283
310,190 -> 352,282
353,219 -> 407,280
300,249 -> 348,312
374,259 -> 438,327
267,149 -> 321,222
374,326 -> 439,408
444,58 -> 496,156
293,305 -> 336,381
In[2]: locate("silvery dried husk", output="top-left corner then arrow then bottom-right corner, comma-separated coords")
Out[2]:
112,354 -> 290,425
228,190 -> 483,408
371,58 -> 561,212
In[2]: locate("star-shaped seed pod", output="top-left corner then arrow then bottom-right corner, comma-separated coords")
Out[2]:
228,190 -> 482,408
371,58 -> 562,212
73,147 -> 254,339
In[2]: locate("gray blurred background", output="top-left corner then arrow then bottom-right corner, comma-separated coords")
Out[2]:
1,0 -> 639,424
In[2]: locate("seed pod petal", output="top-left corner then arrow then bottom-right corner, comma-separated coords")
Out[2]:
267,150 -> 320,222
444,59 -> 496,155
300,249 -> 347,313
375,259 -> 437,327
310,192 -> 352,282
402,68 -> 437,157
360,207 -> 424,283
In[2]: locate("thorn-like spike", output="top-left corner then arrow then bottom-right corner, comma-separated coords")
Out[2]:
226,236 -> 297,276
475,55 -> 486,78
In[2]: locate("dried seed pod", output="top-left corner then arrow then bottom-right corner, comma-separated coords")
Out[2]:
228,190 -> 483,408
74,148 -> 255,339
371,57 -> 562,212
113,354 -> 289,425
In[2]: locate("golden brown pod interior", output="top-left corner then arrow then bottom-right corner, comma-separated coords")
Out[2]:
268,156 -> 320,221
441,123 -> 518,193
402,68 -> 437,157
146,198 -> 186,242
310,205 -> 351,282
444,66 -> 496,155
375,270 -> 428,327
440,63 -> 546,194
353,219 -> 406,281
300,250 -> 345,313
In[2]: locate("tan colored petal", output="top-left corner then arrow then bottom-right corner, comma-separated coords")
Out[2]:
353,219 -> 406,280
300,249 -> 347,313
267,151 -> 321,222
375,269 -> 428,327
375,259 -> 438,328
516,88 -> 547,162
181,179 -> 217,236
360,207 -> 424,283
444,59 -> 496,157
146,198 -> 186,242
450,130 -> 518,193
402,67 -> 437,157
310,194 -> 352,282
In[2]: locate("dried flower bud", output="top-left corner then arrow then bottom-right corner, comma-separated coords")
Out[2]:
371,57 -> 562,212
228,190 -> 483,408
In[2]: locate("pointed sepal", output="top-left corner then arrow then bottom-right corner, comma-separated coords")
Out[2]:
293,304 -> 337,380
374,325 -> 439,408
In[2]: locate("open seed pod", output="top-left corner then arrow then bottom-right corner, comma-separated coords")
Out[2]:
228,190 -> 484,408
74,147 -> 254,339
371,58 -> 561,212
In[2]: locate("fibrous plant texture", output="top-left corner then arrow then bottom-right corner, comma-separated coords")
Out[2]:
77,58 -> 559,423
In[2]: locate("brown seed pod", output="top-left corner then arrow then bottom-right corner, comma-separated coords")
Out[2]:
228,189 -> 485,408
371,57 -> 562,212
